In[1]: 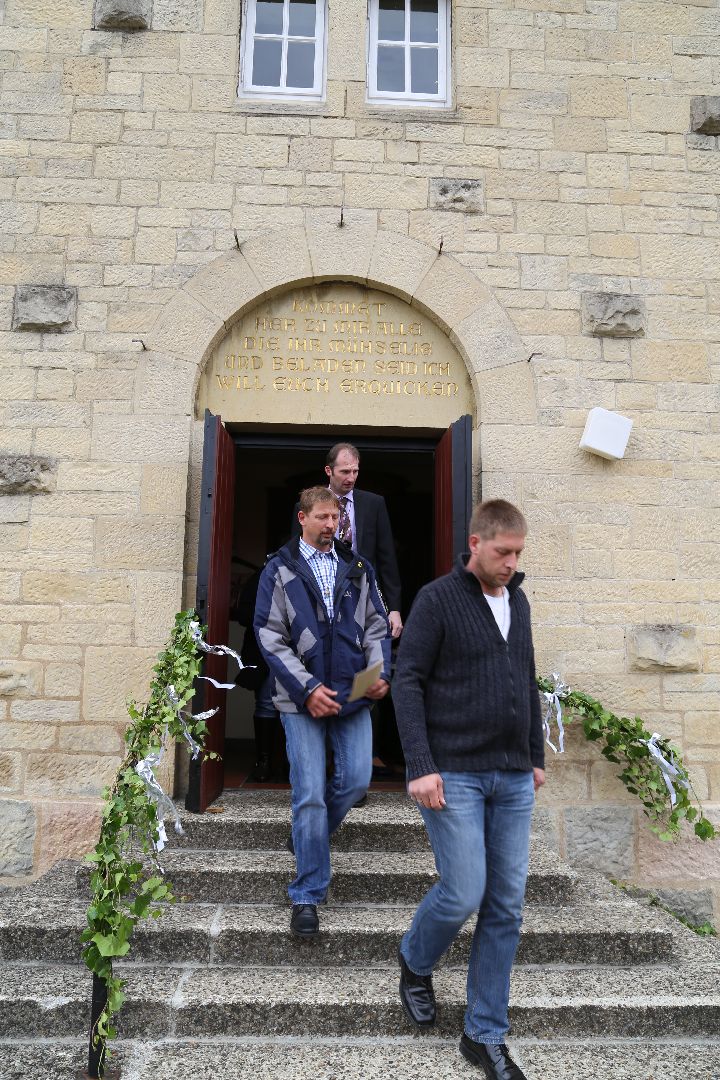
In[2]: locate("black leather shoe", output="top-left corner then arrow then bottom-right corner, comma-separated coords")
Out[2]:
398,946 -> 436,1028
459,1037 -> 527,1079
290,904 -> 319,938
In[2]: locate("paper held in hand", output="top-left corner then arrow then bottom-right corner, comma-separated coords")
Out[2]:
347,661 -> 383,703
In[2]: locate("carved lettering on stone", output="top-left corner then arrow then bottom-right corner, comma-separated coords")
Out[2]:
627,625 -> 700,673
429,178 -> 485,214
690,96 -> 720,137
12,285 -> 77,333
94,0 -> 152,31
581,292 -> 646,338
0,454 -> 57,495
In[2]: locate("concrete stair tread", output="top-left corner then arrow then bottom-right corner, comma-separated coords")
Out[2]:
179,789 -> 418,826
4,961 -> 720,1006
75,845 -> 576,905
0,896 -> 674,966
155,845 -> 571,876
158,963 -> 720,1005
2,961 -> 718,1038
3,1037 -> 720,1080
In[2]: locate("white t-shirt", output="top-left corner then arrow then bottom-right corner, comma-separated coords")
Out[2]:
484,587 -> 511,641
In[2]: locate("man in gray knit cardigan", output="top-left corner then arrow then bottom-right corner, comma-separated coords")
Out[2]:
392,499 -> 545,1080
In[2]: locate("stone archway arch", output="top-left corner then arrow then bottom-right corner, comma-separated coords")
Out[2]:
141,216 -> 539,429
125,219 -> 540,796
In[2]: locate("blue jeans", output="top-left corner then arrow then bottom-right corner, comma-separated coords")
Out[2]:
400,770 -> 535,1043
281,707 -> 372,905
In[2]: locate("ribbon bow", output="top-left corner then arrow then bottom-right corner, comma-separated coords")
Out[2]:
645,733 -> 690,809
134,738 -> 184,854
541,672 -> 570,754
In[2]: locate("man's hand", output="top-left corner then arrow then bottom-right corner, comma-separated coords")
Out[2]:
533,767 -> 545,792
408,772 -> 446,811
306,684 -> 341,717
365,678 -> 389,701
388,610 -> 403,639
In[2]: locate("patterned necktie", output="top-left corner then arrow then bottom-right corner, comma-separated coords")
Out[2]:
338,496 -> 353,546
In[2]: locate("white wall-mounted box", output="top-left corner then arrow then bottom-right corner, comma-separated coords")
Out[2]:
579,407 -> 633,460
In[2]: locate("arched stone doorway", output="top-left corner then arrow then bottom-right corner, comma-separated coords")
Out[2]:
136,218 -> 538,799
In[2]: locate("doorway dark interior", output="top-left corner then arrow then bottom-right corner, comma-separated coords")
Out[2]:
224,433 -> 435,789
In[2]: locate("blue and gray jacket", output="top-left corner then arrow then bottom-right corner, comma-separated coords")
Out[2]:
253,536 -> 391,717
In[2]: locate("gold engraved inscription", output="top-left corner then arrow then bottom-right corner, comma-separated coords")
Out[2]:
201,283 -> 472,423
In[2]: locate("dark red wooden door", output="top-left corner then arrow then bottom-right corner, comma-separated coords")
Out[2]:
186,410 -> 235,812
434,414 -> 472,577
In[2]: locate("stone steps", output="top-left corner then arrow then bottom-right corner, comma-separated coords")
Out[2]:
3,1036 -> 720,1080
75,846 -> 579,905
176,790 -> 430,852
0,897 -> 674,966
4,1036 -> 720,1080
3,790 -> 719,1077
2,961 -> 720,1040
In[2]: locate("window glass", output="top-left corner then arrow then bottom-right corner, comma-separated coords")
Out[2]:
287,40 -> 315,86
241,0 -> 325,99
369,0 -> 448,105
410,0 -> 437,43
378,0 -> 405,41
288,0 -> 316,37
252,38 -> 282,85
410,46 -> 437,94
255,0 -> 283,35
377,45 -> 405,92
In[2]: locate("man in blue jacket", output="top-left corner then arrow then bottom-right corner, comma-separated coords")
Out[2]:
254,485 -> 391,937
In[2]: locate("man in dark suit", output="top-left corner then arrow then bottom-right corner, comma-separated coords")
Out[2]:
293,443 -> 403,639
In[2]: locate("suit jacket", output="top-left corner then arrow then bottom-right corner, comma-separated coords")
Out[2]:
291,488 -> 401,612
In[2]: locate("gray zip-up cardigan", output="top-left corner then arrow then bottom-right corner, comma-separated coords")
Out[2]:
392,556 -> 545,781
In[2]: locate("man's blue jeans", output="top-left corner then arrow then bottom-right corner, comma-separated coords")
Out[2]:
400,769 -> 535,1043
280,707 -> 372,905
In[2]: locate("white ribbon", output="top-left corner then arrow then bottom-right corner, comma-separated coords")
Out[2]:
188,619 -> 254,687
134,739 -> 184,854
166,684 -> 215,761
133,622 -> 255,858
645,733 -> 689,809
541,672 -> 569,754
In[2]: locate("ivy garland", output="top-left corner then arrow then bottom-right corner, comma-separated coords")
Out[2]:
81,611 -> 217,1070
537,676 -> 716,843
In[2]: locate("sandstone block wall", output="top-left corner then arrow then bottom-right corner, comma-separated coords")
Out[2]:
0,0 -> 718,921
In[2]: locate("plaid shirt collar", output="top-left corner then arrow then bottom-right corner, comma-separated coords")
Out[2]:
299,537 -> 338,564
298,537 -> 339,619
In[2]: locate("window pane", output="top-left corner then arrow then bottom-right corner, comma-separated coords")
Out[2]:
410,0 -> 438,42
289,0 -> 316,37
410,46 -> 438,94
378,0 -> 405,41
252,38 -> 282,85
255,0 -> 283,35
377,45 -> 405,91
286,40 -> 315,87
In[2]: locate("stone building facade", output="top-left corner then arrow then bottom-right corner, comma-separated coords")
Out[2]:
1,0 -> 719,921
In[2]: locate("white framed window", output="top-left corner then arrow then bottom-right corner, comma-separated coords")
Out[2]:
239,0 -> 327,102
367,0 -> 451,108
